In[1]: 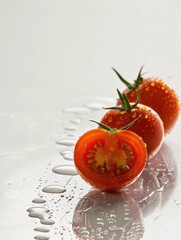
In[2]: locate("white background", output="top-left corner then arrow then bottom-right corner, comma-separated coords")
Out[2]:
0,1 -> 181,239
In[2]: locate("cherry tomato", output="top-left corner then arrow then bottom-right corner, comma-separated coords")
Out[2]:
114,67 -> 180,134
74,125 -> 147,191
100,90 -> 164,159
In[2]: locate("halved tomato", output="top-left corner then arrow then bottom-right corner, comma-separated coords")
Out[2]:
74,126 -> 147,191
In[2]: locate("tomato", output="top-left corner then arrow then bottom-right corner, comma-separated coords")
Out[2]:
100,90 -> 164,159
74,125 -> 147,191
113,67 -> 180,134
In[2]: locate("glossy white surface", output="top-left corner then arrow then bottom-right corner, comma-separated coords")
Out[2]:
0,1 -> 181,239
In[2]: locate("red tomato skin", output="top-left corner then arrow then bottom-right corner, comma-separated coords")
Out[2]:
74,128 -> 147,191
100,104 -> 164,159
117,78 -> 180,134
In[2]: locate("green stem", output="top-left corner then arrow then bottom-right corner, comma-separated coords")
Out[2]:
112,66 -> 144,90
90,118 -> 138,131
103,89 -> 140,112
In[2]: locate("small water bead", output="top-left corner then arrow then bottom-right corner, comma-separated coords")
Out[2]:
141,106 -> 146,111
63,107 -> 91,114
124,217 -> 132,221
85,102 -> 104,110
34,235 -> 50,240
158,79 -> 163,84
55,139 -> 76,146
42,185 -> 66,194
60,149 -> 73,156
159,174 -> 169,184
70,118 -> 81,124
67,133 -> 75,138
97,221 -> 104,226
64,126 -> 77,131
52,165 -> 78,176
63,154 -> 74,161
32,198 -> 46,204
60,150 -> 74,161
34,227 -> 50,233
80,227 -> 89,234
41,219 -> 55,225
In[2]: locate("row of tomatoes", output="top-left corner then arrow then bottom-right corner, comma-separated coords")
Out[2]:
74,67 -> 180,191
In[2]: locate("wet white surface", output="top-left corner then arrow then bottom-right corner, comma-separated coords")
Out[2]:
1,1 -> 181,239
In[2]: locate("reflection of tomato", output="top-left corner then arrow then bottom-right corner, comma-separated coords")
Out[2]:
72,190 -> 144,240
124,143 -> 177,216
147,142 -> 177,207
125,168 -> 161,217
74,127 -> 146,191
100,90 -> 164,159
113,67 -> 180,134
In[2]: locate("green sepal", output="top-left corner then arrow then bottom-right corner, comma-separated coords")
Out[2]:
90,118 -> 138,132
90,120 -> 115,132
103,89 -> 140,112
120,118 -> 138,130
112,66 -> 144,90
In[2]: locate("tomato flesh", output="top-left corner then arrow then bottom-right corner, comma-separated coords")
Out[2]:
74,129 -> 147,191
85,138 -> 136,175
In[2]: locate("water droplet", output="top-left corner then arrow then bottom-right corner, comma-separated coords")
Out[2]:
27,207 -> 50,219
42,185 -> 66,194
60,150 -> 74,161
63,154 -> 74,161
97,221 -> 104,226
27,207 -> 54,226
32,198 -> 46,204
34,227 -> 50,233
34,235 -> 50,240
85,102 -> 103,110
64,126 -> 77,131
40,219 -> 55,225
159,174 -> 169,184
63,107 -> 91,113
52,165 -> 78,176
55,139 -> 76,146
70,118 -> 81,124
60,149 -> 72,156
68,134 -> 76,139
